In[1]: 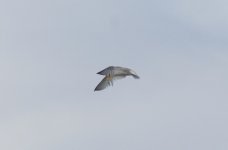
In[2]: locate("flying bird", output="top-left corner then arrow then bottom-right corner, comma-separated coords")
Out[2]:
94,66 -> 140,91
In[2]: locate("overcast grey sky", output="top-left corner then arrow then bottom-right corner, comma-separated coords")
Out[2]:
0,0 -> 228,150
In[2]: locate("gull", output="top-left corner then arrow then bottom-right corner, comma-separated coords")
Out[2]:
94,66 -> 140,91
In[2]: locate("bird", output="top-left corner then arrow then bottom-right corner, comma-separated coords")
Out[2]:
94,66 -> 140,91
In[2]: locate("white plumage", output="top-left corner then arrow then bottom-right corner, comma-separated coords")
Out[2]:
94,66 -> 139,91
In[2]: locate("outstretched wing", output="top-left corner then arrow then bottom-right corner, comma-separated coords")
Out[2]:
96,66 -> 114,75
94,75 -> 126,91
94,77 -> 113,91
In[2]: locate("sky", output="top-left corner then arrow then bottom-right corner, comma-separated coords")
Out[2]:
0,0 -> 228,150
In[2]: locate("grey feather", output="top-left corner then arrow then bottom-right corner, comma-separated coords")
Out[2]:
94,77 -> 112,91
94,66 -> 139,91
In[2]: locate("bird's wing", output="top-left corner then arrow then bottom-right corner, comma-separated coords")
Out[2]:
112,67 -> 128,75
94,77 -> 113,91
96,66 -> 114,75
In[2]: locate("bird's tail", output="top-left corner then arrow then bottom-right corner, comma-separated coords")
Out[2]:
132,74 -> 140,79
130,70 -> 140,79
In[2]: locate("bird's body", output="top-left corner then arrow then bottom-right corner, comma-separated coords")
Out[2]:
94,66 -> 139,91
